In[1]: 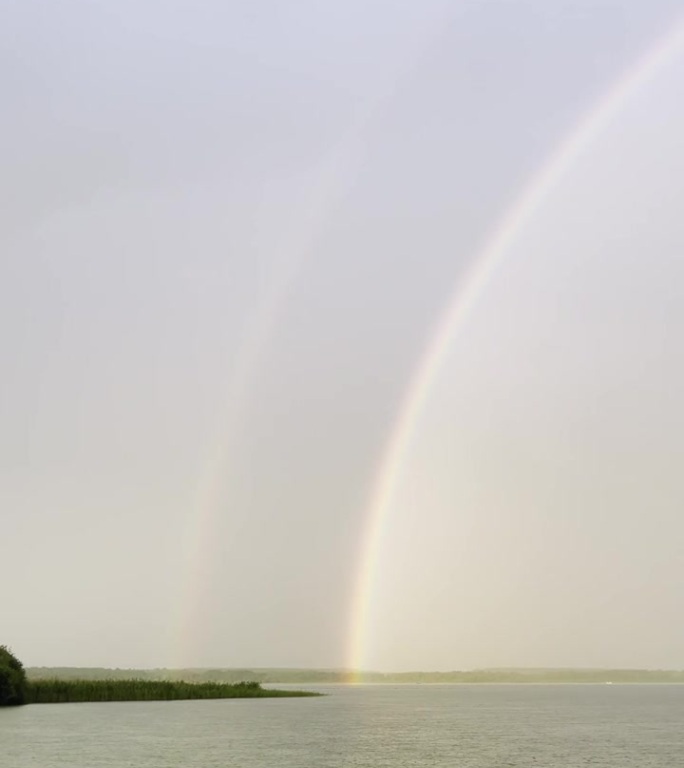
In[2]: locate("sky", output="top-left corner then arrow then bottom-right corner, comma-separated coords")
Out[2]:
3,0 -> 684,672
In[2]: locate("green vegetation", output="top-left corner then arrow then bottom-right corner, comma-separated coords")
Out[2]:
2,647 -> 318,704
0,646 -> 27,706
25,678 -> 318,703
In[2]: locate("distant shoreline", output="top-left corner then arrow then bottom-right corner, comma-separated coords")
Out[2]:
27,667 -> 684,686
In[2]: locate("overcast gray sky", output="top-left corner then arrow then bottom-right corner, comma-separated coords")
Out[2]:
3,0 -> 684,671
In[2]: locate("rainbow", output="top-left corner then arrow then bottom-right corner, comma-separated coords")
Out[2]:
169,144 -> 362,667
168,7 -> 458,668
347,16 -> 684,677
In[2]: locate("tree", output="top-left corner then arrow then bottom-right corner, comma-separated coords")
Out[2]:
0,646 -> 27,705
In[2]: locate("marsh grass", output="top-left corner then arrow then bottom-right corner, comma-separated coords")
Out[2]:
26,679 -> 318,703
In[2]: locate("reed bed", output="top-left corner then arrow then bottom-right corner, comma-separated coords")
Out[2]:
26,679 -> 318,703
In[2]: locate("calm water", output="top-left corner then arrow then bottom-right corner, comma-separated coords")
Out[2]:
2,684 -> 683,767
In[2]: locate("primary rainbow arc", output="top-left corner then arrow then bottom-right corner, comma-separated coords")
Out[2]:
347,16 -> 684,676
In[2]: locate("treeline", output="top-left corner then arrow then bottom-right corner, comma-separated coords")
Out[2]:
28,666 -> 347,684
27,666 -> 684,685
349,668 -> 684,684
25,679 -> 318,704
28,667 -> 271,683
0,646 -> 27,705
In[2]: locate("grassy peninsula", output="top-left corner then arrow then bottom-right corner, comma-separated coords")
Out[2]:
1,646 -> 318,705
25,678 -> 317,703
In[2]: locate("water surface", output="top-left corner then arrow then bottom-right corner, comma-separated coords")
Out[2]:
2,684 -> 682,767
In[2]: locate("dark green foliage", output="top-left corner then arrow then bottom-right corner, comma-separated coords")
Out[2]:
0,646 -> 27,706
25,678 -> 319,704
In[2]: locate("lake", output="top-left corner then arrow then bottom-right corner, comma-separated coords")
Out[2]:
2,684 -> 683,767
